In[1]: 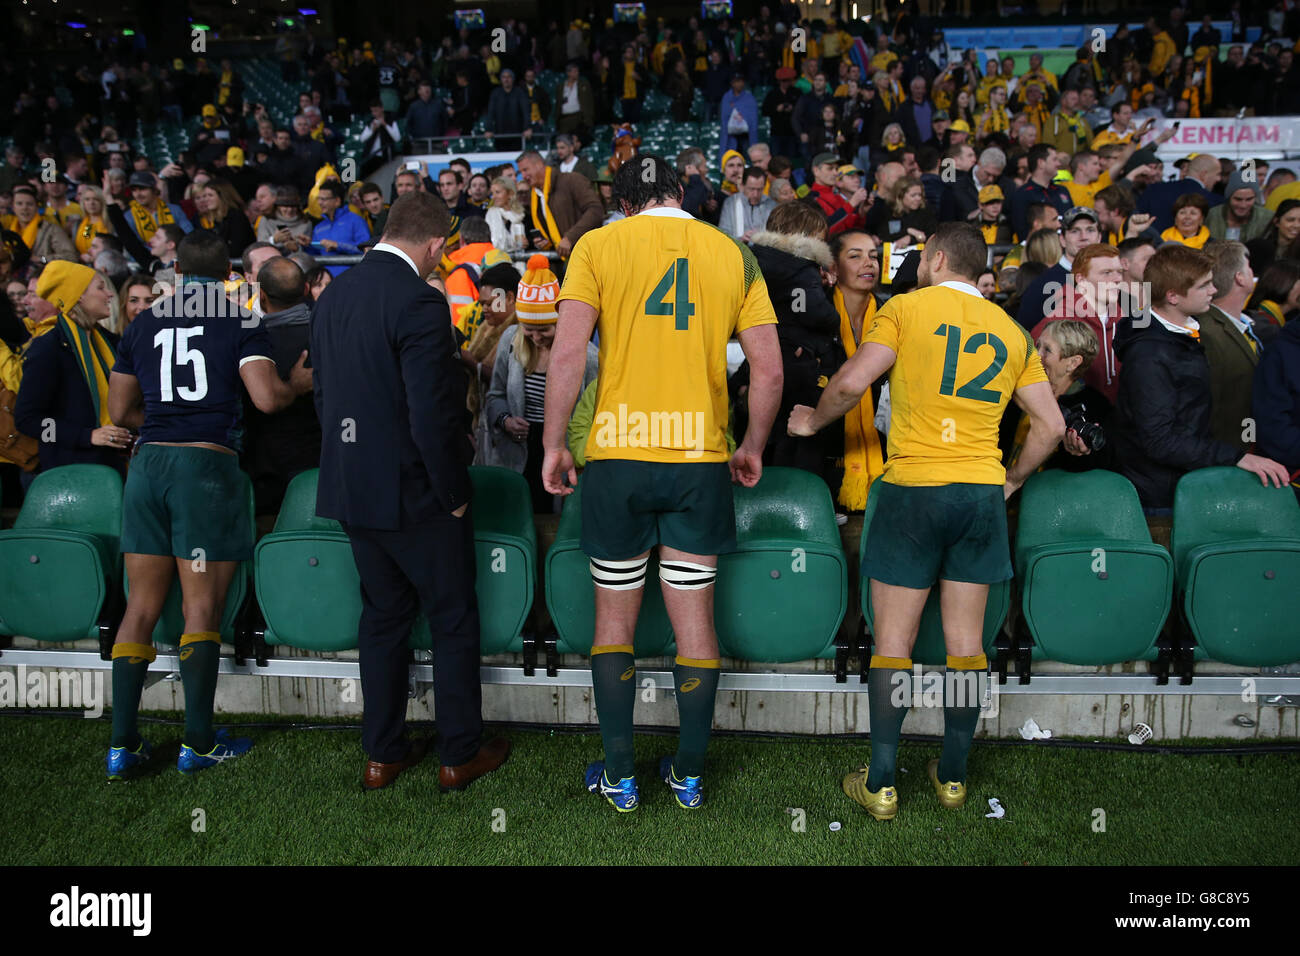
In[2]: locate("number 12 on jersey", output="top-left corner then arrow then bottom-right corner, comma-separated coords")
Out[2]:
645,258 -> 695,331
933,323 -> 1006,403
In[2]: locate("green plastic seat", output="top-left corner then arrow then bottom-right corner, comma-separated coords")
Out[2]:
0,465 -> 123,642
126,470 -> 254,646
1172,467 -> 1300,666
410,467 -> 536,654
715,467 -> 847,662
545,478 -> 674,657
256,467 -> 537,654
1015,470 -> 1172,664
860,476 -> 1009,666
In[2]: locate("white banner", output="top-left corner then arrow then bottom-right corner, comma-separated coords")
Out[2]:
1148,117 -> 1300,161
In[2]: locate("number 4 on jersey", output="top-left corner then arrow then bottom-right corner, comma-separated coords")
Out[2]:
645,258 -> 695,331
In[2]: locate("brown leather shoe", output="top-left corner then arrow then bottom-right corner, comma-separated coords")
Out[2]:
438,736 -> 511,792
362,737 -> 430,791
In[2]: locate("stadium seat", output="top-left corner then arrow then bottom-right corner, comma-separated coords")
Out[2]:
1172,467 -> 1300,666
1014,470 -> 1173,664
128,470 -> 255,646
410,467 -> 536,655
860,476 -> 1009,666
545,478 -> 675,657
257,467 -> 537,654
715,467 -> 848,662
0,465 -> 122,643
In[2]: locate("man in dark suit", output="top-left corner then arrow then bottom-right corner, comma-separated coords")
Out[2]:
310,192 -> 510,791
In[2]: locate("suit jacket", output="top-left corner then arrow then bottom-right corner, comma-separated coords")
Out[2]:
538,171 -> 605,247
1199,304 -> 1260,452
311,249 -> 472,531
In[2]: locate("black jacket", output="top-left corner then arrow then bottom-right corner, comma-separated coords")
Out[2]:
311,249 -> 472,530
1113,316 -> 1241,509
748,230 -> 839,367
14,321 -> 127,477
1254,316 -> 1300,474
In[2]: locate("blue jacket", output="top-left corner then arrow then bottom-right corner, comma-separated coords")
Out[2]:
13,321 -> 127,477
1254,318 -> 1300,475
718,89 -> 759,161
1136,179 -> 1224,234
311,207 -> 371,275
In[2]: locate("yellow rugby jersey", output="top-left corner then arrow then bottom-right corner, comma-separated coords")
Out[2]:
557,207 -> 777,464
864,281 -> 1047,486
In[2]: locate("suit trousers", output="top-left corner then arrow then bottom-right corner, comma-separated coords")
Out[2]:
344,509 -> 483,765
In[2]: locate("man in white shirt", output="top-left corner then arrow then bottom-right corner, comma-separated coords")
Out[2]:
359,101 -> 401,177
719,166 -> 776,240
547,134 -> 597,182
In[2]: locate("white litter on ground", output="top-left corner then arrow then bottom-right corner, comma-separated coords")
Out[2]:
985,798 -> 1006,819
1128,723 -> 1153,745
1019,718 -> 1053,740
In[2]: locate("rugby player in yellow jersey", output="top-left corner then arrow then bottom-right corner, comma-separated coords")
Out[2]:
541,155 -> 784,812
789,222 -> 1066,820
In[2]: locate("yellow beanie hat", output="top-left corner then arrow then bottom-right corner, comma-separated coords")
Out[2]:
515,254 -> 559,325
36,260 -> 97,314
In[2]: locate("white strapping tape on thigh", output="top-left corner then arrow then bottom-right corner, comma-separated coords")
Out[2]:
658,560 -> 716,590
590,556 -> 650,590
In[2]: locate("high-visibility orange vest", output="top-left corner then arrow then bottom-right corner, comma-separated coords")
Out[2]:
443,241 -> 497,332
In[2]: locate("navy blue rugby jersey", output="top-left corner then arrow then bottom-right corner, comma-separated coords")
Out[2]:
112,281 -> 274,450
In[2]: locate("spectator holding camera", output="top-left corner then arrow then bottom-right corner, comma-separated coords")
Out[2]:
1113,245 -> 1290,512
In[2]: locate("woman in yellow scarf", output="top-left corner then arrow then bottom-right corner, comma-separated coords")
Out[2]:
12,260 -> 131,477
829,229 -> 886,511
1160,193 -> 1211,249
73,185 -> 115,260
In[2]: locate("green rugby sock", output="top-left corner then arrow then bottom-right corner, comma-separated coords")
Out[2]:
866,655 -> 911,791
938,653 -> 986,784
179,632 -> 221,753
591,645 -> 637,780
110,642 -> 156,749
673,656 -> 720,777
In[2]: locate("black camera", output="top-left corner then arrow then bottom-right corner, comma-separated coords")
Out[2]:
1062,402 -> 1105,452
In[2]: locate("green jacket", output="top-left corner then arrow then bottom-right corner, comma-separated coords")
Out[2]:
1207,202 -> 1273,244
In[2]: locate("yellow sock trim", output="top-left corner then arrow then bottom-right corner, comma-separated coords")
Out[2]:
870,655 -> 912,670
590,644 -> 634,656
947,653 -> 987,670
111,642 -> 157,662
179,631 -> 221,647
675,656 -> 721,669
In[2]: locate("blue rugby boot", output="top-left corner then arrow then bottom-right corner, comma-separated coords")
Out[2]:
585,760 -> 639,812
106,738 -> 152,781
659,756 -> 704,809
177,729 -> 253,775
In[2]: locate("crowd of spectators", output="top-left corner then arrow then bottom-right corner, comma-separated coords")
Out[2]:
2,4 -> 1300,517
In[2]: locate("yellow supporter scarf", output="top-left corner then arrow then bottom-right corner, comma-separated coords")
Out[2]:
721,180 -> 738,194
311,122 -> 326,143
129,199 -> 174,242
217,70 -> 233,106
199,214 -> 216,229
17,215 -> 41,250
528,85 -> 541,124
623,61 -> 637,100
833,288 -> 885,510
57,314 -> 115,427
1161,224 -> 1210,249
979,106 -> 1009,137
1024,101 -> 1050,135
74,216 -> 107,255
530,166 -> 564,252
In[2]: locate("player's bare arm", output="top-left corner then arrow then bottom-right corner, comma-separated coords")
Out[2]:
108,371 -> 145,432
542,298 -> 599,495
788,342 -> 896,437
240,351 -> 312,415
1004,379 -> 1066,498
732,322 -> 782,487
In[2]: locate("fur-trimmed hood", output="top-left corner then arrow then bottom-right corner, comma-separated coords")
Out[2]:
747,230 -> 833,269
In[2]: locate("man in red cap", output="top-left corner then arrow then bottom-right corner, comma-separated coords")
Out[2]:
762,67 -> 801,161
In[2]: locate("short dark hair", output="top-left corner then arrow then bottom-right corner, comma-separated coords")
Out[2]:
1095,183 -> 1136,217
177,229 -> 232,279
612,154 -> 683,214
156,223 -> 184,247
926,221 -> 987,281
916,145 -> 941,173
257,256 -> 307,309
118,271 -> 154,296
741,165 -> 766,184
1026,143 -> 1053,175
1171,191 -> 1210,217
768,155 -> 793,177
479,262 -> 521,292
358,182 -> 383,198
383,191 -> 452,244
318,180 -> 346,202
1117,236 -> 1156,259
459,216 -> 491,244
438,168 -> 462,184
92,233 -> 124,253
241,240 -> 277,278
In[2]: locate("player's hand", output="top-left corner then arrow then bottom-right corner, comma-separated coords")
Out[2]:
729,445 -> 763,487
91,426 -> 132,449
1003,475 -> 1024,500
542,447 -> 578,495
289,350 -> 313,394
787,404 -> 818,437
451,502 -> 469,517
1062,428 -> 1091,456
1237,453 -> 1290,488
